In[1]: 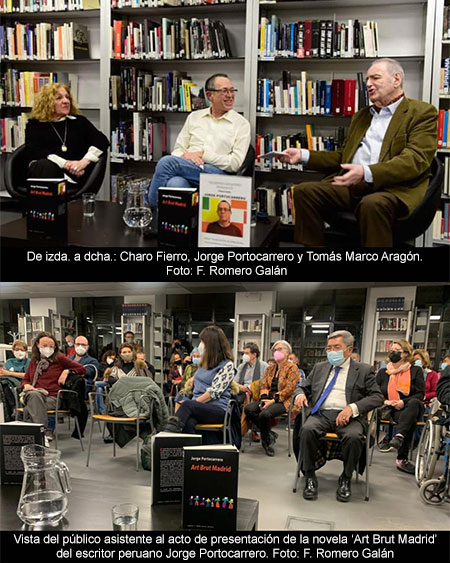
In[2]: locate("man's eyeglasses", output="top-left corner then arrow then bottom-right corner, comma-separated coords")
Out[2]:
208,88 -> 238,96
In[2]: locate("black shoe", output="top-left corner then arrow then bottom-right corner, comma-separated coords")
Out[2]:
336,474 -> 352,502
303,476 -> 318,500
396,459 -> 415,474
165,416 -> 185,433
103,436 -> 113,444
269,430 -> 278,444
262,440 -> 275,456
389,434 -> 404,451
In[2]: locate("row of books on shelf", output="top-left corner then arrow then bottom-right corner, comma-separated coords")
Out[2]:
110,68 -> 206,112
440,58 -> 450,95
122,323 -> 144,332
112,17 -> 232,60
442,157 -> 450,197
437,110 -> 450,149
154,314 -> 173,330
110,115 -> 167,161
0,0 -> 99,12
256,184 -> 295,225
238,319 -> 263,332
376,339 -> 396,353
0,22 -> 90,61
0,70 -> 78,108
432,204 -> 450,242
122,303 -> 151,315
112,0 -> 244,6
0,113 -> 28,152
377,317 -> 408,332
257,73 -> 368,116
443,6 -> 450,40
376,297 -> 405,311
258,17 -> 379,60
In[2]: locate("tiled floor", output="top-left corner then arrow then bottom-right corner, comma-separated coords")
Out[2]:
53,419 -> 449,531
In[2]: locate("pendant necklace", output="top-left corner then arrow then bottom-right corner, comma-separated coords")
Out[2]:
51,119 -> 68,152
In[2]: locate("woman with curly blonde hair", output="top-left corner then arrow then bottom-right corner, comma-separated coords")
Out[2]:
25,82 -> 109,193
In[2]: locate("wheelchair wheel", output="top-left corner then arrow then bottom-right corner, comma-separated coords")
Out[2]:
419,478 -> 446,505
415,419 -> 440,485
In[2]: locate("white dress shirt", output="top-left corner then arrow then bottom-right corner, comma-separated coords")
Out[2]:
322,356 -> 359,417
300,96 -> 405,183
171,107 -> 251,173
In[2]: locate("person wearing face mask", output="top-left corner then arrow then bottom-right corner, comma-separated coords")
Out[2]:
413,349 -> 439,411
93,350 -> 117,415
20,331 -> 86,445
1,341 -> 31,380
65,335 -> 75,357
165,353 -> 185,398
123,331 -> 135,346
293,330 -> 383,502
173,348 -> 202,411
376,340 -> 425,475
244,340 -> 299,456
441,355 -> 450,373
69,335 -> 99,398
104,344 -> 151,386
165,326 -> 236,438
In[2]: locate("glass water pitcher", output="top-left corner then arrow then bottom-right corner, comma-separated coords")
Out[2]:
17,444 -> 71,526
121,180 -> 152,228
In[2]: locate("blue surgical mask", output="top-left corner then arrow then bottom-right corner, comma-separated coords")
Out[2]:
192,357 -> 201,366
414,359 -> 423,368
441,362 -> 448,371
327,350 -> 345,367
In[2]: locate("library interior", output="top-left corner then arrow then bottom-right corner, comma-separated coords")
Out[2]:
0,281 -> 449,531
1,0 -> 450,247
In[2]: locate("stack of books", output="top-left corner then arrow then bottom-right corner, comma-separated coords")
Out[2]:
433,204 -> 450,242
0,113 -> 29,153
256,185 -> 295,225
112,17 -> 232,60
110,68 -> 206,112
258,17 -> 379,59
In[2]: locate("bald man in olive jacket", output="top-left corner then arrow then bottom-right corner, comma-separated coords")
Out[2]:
281,58 -> 438,247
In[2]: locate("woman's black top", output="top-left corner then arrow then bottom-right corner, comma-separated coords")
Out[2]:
375,365 -> 425,405
25,114 -> 109,163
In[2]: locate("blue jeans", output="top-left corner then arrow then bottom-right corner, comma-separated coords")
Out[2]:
148,155 -> 227,207
95,381 -> 108,414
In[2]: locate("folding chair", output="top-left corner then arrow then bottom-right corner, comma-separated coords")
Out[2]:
195,398 -> 236,444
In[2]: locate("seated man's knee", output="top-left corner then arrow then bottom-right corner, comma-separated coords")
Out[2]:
168,175 -> 192,188
155,154 -> 177,172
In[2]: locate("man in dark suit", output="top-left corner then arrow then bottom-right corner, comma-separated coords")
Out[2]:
279,58 -> 438,247
294,330 -> 383,502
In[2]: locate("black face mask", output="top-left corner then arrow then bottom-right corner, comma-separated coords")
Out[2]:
388,351 -> 402,363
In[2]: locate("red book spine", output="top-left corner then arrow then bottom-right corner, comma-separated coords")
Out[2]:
331,79 -> 345,116
343,79 -> 356,116
113,20 -> 123,60
438,109 -> 445,149
304,21 -> 312,58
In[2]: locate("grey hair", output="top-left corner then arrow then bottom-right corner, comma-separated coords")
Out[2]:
272,340 -> 292,354
328,330 -> 354,347
369,58 -> 404,87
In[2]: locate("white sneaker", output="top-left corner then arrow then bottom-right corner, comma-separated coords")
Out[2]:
44,437 -> 50,448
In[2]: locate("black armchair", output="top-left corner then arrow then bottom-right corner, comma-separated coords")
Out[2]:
325,157 -> 444,246
4,144 -> 108,201
236,145 -> 255,177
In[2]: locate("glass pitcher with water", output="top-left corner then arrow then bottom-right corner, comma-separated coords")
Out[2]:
121,179 -> 152,228
17,444 -> 71,526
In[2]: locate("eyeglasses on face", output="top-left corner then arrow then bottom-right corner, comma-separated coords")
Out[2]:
326,345 -> 346,352
208,88 -> 238,95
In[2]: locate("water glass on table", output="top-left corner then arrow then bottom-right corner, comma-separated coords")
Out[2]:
82,193 -> 96,217
112,503 -> 139,530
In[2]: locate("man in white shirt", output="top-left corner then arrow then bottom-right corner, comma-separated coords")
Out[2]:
293,330 -> 383,502
279,58 -> 437,247
234,343 -> 269,391
147,73 -> 251,210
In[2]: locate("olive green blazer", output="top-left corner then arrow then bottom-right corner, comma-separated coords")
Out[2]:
307,98 -> 438,215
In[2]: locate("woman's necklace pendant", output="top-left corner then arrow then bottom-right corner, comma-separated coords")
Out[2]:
61,145 -> 67,152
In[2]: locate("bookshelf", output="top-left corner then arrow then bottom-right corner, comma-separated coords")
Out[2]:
233,312 -> 267,364
17,313 -> 52,348
121,302 -> 151,356
411,306 -> 432,350
369,298 -> 413,369
151,311 -> 173,390
266,309 -> 285,359
249,0 -> 435,239
431,0 -> 450,245
51,311 -> 77,346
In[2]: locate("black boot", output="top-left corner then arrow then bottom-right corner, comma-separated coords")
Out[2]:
165,416 -> 185,433
262,439 -> 275,456
336,473 -> 352,502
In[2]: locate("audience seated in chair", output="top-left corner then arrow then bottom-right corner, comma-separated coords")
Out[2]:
293,330 -> 383,502
69,335 -> 99,398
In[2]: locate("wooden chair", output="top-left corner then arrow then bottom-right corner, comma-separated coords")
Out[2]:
85,390 -> 152,471
292,408 -> 376,501
195,398 -> 236,444
15,388 -> 84,451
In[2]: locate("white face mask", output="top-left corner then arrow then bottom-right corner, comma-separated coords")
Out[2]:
106,357 -> 115,365
39,347 -> 54,358
75,345 -> 87,356
14,350 -> 26,360
242,354 -> 251,364
198,342 -> 205,357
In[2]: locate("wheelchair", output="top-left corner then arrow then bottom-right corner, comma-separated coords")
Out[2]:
415,399 -> 445,485
417,404 -> 450,505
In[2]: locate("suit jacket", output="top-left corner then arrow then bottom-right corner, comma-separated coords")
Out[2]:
306,97 -> 438,215
295,358 -> 383,432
